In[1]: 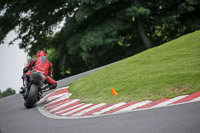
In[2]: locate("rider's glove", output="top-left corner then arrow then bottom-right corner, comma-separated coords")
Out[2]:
23,67 -> 28,73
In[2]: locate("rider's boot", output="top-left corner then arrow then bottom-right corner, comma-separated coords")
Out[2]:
42,83 -> 57,92
20,87 -> 26,95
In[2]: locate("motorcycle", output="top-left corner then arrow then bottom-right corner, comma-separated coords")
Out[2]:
22,71 -> 48,109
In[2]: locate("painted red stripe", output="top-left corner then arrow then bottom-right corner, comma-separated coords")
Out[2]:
104,102 -> 137,114
45,99 -> 71,111
81,103 -> 114,116
171,91 -> 200,104
51,100 -> 81,114
48,88 -> 69,98
46,101 -> 66,111
67,104 -> 97,116
57,104 -> 86,116
44,98 -> 70,108
136,98 -> 170,109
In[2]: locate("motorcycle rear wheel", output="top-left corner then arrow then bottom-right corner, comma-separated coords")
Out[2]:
24,84 -> 38,109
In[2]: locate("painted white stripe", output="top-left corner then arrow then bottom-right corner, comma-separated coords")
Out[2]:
62,104 -> 93,116
72,103 -> 107,117
153,95 -> 188,108
49,99 -> 80,112
46,93 -> 68,102
92,102 -> 127,115
46,101 -> 66,109
45,93 -> 72,106
190,96 -> 200,102
115,101 -> 152,113
55,104 -> 84,115
55,86 -> 69,91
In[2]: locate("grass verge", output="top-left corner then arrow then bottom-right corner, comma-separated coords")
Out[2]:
69,31 -> 200,104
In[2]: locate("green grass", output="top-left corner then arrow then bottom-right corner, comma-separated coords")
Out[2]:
69,31 -> 200,104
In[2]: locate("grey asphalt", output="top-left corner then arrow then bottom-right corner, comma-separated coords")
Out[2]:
1,64 -> 200,133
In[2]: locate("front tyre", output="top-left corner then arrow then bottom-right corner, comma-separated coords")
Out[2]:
24,84 -> 38,109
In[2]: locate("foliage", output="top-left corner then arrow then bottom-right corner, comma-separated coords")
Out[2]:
0,88 -> 16,98
0,0 -> 200,80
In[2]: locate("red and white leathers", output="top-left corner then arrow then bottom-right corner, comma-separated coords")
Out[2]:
24,55 -> 57,90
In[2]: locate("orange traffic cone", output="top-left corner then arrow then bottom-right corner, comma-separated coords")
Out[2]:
111,88 -> 118,96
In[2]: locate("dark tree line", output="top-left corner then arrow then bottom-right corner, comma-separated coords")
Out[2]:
0,0 -> 200,80
0,88 -> 16,98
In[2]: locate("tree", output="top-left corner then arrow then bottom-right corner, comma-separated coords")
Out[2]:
0,88 -> 16,98
0,0 -> 200,80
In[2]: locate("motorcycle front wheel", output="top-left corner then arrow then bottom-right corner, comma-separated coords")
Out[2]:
24,84 -> 38,109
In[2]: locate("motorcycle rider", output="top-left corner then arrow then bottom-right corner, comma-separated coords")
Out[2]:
20,50 -> 57,95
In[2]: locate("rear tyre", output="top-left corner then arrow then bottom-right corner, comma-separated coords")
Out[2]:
24,84 -> 38,109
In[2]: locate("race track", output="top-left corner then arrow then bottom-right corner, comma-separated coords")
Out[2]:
1,65 -> 200,133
